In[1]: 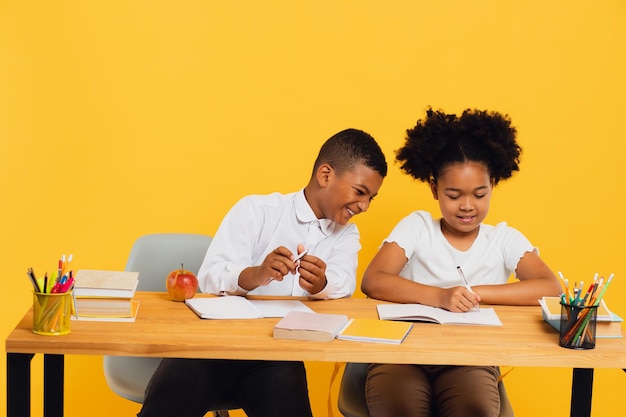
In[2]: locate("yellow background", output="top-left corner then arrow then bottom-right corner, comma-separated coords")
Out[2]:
2,1 -> 625,416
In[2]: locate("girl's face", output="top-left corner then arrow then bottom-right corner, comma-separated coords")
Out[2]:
430,161 -> 492,239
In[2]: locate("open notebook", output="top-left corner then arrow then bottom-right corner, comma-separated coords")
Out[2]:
377,303 -> 502,326
185,296 -> 314,319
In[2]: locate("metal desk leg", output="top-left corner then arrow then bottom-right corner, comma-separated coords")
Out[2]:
7,353 -> 64,417
7,352 -> 34,417
44,354 -> 64,417
570,368 -> 594,417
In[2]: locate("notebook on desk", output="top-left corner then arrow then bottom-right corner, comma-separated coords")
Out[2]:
377,303 -> 503,326
337,318 -> 413,344
185,296 -> 314,319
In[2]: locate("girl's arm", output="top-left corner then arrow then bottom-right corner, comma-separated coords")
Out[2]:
361,242 -> 478,311
473,250 -> 561,305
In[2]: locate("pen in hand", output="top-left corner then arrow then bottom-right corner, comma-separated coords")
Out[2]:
456,266 -> 479,311
293,248 -> 308,263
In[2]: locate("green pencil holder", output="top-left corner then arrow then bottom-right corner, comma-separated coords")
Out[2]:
559,302 -> 598,349
32,291 -> 72,336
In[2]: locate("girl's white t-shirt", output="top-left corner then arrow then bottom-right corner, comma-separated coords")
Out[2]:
384,211 -> 537,288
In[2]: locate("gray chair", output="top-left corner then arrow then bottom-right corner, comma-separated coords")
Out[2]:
102,233 -> 235,417
338,362 -> 514,417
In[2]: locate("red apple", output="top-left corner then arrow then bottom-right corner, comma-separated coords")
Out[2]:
166,263 -> 198,301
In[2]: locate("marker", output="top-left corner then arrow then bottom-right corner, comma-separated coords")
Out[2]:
456,266 -> 479,311
293,249 -> 309,262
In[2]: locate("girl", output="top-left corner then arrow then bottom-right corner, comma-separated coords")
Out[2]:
361,108 -> 561,417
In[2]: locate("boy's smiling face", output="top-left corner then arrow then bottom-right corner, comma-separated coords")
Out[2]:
313,162 -> 384,225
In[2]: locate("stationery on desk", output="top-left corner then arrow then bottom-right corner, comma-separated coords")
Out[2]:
376,303 -> 503,326
457,266 -> 479,312
72,269 -> 141,321
27,255 -> 77,336
273,312 -> 414,344
336,317 -> 413,344
71,300 -> 141,322
273,311 -> 349,342
539,296 -> 623,338
185,295 -> 314,319
550,271 -> 622,340
73,270 -> 140,297
27,254 -> 76,295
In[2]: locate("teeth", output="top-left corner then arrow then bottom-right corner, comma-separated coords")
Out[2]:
347,209 -> 355,217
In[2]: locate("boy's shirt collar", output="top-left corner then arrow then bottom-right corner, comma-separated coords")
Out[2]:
294,189 -> 335,236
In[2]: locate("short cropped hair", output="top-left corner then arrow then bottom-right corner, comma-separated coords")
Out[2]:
313,128 -> 388,178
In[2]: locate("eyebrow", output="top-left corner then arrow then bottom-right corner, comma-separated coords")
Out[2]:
356,183 -> 375,197
444,185 -> 490,193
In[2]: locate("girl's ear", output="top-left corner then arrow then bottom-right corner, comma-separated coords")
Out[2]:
316,164 -> 333,188
429,178 -> 439,200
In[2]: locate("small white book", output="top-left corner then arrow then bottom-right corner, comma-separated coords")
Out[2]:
377,303 -> 502,326
185,296 -> 314,319
273,311 -> 350,342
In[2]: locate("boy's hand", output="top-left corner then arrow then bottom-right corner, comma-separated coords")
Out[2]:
296,245 -> 327,294
239,246 -> 295,290
438,286 -> 480,312
239,245 -> 328,293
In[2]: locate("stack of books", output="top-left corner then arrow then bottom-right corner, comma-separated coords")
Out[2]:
71,270 -> 140,322
539,296 -> 623,338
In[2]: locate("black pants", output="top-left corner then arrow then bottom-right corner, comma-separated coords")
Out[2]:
137,358 -> 314,417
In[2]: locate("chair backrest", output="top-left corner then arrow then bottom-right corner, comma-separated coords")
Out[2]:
103,233 -> 212,404
125,233 -> 212,291
338,362 -> 514,417
338,363 -> 370,417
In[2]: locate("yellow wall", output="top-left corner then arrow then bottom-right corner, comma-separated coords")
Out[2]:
1,1 -> 625,416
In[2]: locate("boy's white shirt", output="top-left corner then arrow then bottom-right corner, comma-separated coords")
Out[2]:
197,190 -> 359,299
385,210 -> 537,287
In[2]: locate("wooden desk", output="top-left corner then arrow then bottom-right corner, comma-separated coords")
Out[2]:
7,292 -> 626,417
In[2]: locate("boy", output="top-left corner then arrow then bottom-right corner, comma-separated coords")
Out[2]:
138,128 -> 387,417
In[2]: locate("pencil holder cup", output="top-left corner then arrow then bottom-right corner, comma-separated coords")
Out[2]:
559,302 -> 598,349
32,292 -> 72,336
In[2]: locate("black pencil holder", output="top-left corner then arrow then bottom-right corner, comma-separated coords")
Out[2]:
559,302 -> 598,349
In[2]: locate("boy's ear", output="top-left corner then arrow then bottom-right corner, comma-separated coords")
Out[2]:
316,164 -> 333,187
429,178 -> 439,200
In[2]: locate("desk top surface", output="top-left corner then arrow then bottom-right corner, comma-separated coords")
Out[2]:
6,292 -> 626,368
